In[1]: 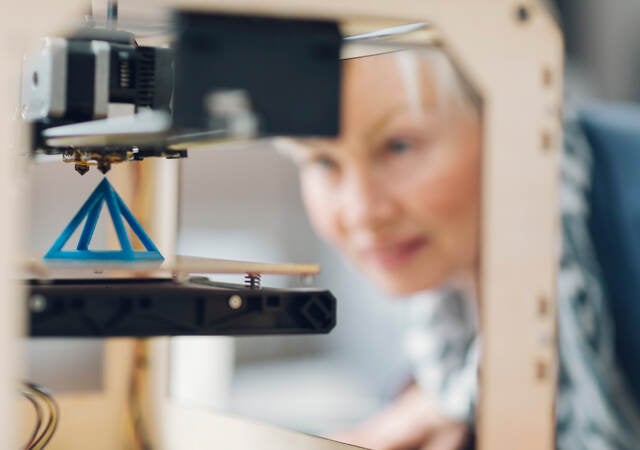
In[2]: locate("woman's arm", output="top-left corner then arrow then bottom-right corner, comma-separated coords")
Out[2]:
332,288 -> 478,450
331,384 -> 469,450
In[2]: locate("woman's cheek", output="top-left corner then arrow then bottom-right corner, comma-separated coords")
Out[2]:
394,146 -> 478,228
384,143 -> 433,179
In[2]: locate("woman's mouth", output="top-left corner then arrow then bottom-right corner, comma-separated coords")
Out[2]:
360,236 -> 428,270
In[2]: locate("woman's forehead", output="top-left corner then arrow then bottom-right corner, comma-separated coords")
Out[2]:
342,52 -> 439,115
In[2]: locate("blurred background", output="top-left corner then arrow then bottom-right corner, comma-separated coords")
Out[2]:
555,0 -> 640,104
25,0 -> 640,437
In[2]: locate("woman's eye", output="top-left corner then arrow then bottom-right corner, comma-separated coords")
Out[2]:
386,138 -> 413,154
310,155 -> 338,171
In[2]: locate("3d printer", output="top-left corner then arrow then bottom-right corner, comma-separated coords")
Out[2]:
22,9 -> 342,338
2,0 -> 562,449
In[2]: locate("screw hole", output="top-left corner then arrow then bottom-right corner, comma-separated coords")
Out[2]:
541,131 -> 552,151
229,295 -> 243,310
32,71 -> 39,87
535,359 -> 548,381
516,5 -> 530,23
29,295 -> 47,313
542,67 -> 553,87
537,295 -> 549,317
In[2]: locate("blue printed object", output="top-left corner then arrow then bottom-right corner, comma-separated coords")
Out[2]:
44,178 -> 164,261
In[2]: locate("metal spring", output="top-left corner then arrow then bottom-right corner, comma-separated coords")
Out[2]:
244,273 -> 261,289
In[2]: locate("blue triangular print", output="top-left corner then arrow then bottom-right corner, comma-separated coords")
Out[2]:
44,178 -> 164,261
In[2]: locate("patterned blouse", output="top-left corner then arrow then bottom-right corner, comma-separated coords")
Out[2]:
404,121 -> 640,449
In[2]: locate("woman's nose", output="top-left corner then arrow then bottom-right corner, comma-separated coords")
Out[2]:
340,169 -> 398,230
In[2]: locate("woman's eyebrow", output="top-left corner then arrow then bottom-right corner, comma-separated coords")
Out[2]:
362,104 -> 440,143
364,104 -> 411,139
362,104 -> 436,146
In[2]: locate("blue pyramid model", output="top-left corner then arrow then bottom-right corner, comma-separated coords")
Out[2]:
44,178 -> 164,261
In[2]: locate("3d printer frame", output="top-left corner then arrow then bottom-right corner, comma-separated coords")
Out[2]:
0,1 -> 561,449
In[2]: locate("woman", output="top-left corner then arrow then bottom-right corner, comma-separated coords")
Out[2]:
280,49 -> 640,449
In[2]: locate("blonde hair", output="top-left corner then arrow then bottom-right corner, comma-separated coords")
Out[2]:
394,47 -> 481,119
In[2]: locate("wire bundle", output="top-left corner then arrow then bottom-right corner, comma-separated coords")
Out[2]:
20,382 -> 59,450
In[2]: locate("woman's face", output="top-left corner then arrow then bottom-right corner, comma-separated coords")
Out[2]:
292,52 -> 482,295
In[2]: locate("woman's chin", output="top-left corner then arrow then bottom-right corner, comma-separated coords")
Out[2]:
366,266 -> 445,297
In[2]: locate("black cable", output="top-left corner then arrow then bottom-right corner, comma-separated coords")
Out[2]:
23,383 -> 59,450
20,389 -> 43,450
